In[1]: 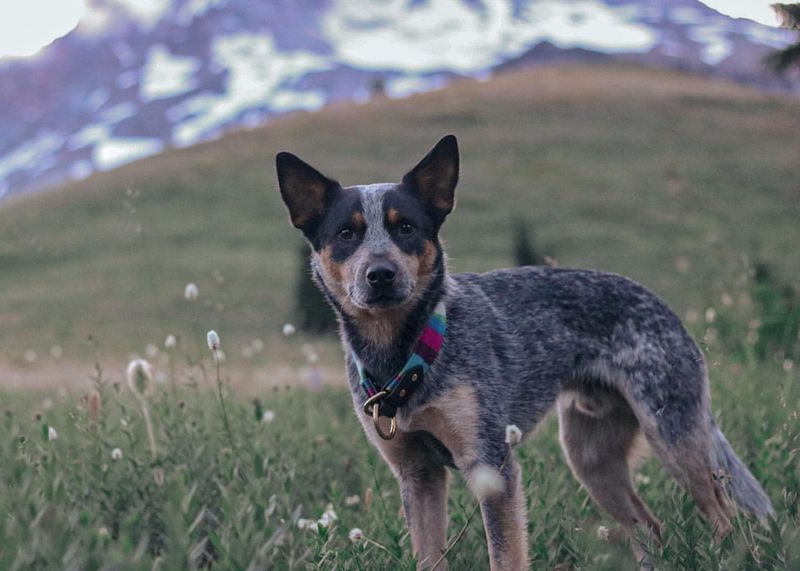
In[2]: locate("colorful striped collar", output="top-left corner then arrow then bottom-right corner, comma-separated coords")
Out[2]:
352,300 -> 447,419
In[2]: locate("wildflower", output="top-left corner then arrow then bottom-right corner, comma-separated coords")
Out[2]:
302,343 -> 319,364
241,345 -> 254,359
207,330 -> 221,352
111,448 -> 123,460
164,335 -> 177,349
597,526 -> 610,541
297,518 -> 311,530
261,410 -> 275,423
349,528 -> 364,543
50,345 -> 63,359
505,424 -> 523,446
145,343 -> 159,358
470,465 -> 505,499
282,323 -> 296,336
721,293 -> 733,307
126,359 -> 153,398
251,338 -> 264,353
705,307 -> 717,324
98,527 -> 110,539
784,359 -> 794,372
634,473 -> 651,486
344,495 -> 361,506
24,349 -> 38,364
47,426 -> 58,441
184,282 -> 198,300
322,504 -> 337,523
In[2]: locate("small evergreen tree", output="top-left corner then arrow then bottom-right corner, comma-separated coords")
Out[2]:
768,3 -> 800,72
295,243 -> 337,333
512,218 -> 547,267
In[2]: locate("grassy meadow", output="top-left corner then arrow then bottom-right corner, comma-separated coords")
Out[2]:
0,64 -> 799,569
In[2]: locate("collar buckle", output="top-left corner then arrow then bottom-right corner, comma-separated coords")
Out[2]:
363,390 -> 397,440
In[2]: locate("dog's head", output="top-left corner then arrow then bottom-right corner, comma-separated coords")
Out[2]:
276,135 -> 458,316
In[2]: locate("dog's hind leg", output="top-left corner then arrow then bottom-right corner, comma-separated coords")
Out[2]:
557,387 -> 662,547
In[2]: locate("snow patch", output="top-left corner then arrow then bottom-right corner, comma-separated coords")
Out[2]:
140,45 -> 201,102
69,160 -> 93,180
176,0 -> 227,26
323,0 -> 657,74
0,133 -> 64,184
93,137 -> 164,171
689,25 -> 733,65
386,75 -> 447,98
68,123 -> 111,150
171,32 -> 332,146
670,6 -> 703,26
100,102 -> 138,124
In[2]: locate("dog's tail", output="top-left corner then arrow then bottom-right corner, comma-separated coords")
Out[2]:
710,422 -> 773,523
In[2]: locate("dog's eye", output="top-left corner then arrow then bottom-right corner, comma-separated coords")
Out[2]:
399,222 -> 416,235
338,227 -> 355,241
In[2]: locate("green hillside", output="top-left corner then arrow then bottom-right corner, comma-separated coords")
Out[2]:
1,65 -> 799,375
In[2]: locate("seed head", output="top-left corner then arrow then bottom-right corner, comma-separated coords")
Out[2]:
505,424 -> 523,446
126,358 -> 153,398
470,465 -> 505,500
207,330 -> 221,353
165,334 -> 177,349
261,410 -> 275,423
47,426 -> 58,441
88,391 -> 101,424
111,447 -> 123,460
282,323 -> 296,336
184,282 -> 198,301
349,528 -> 364,543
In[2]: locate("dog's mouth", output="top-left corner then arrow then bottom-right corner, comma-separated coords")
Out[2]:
363,292 -> 407,308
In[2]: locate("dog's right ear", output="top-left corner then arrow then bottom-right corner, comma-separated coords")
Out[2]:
276,152 -> 340,236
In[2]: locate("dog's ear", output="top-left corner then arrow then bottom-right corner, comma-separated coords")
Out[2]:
276,152 -> 340,236
402,134 -> 459,225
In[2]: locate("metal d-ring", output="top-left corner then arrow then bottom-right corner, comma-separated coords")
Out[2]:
363,391 -> 397,440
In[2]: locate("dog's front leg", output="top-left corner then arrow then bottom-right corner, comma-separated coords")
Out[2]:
468,458 -> 529,571
358,414 -> 450,569
397,459 -> 450,569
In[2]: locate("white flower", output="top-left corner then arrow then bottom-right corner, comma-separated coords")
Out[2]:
207,330 -> 220,352
323,504 -> 338,521
145,343 -> 159,359
47,426 -> 58,441
349,528 -> 364,543
251,338 -> 264,353
50,345 -> 63,359
634,473 -> 651,486
470,465 -> 505,499
126,359 -> 153,397
597,525 -> 610,541
282,323 -> 296,336
344,495 -> 361,506
24,350 -> 38,363
297,518 -> 311,530
261,410 -> 275,423
705,307 -> 717,324
164,335 -> 177,350
98,527 -> 110,538
111,448 -> 123,460
184,283 -> 198,301
302,343 -> 319,363
505,424 -> 523,446
241,346 -> 254,359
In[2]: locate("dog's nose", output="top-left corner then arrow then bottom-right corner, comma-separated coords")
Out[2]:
366,261 -> 397,290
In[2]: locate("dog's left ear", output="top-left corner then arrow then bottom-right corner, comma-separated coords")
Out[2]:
402,134 -> 459,225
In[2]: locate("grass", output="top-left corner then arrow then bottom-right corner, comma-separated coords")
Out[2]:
0,65 -> 799,369
1,64 -> 799,568
1,346 -> 798,570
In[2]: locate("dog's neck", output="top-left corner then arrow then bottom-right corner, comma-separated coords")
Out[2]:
341,265 -> 446,383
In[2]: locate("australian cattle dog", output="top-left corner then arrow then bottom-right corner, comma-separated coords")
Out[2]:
276,135 -> 772,569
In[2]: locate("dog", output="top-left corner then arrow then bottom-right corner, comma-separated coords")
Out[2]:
276,135 -> 773,569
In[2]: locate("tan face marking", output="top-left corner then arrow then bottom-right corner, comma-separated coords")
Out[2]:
387,207 -> 401,225
350,211 -> 365,230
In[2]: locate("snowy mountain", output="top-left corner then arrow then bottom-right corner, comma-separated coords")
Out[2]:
0,0 -> 794,198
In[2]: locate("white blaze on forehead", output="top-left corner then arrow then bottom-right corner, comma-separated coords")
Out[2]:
357,184 -> 396,254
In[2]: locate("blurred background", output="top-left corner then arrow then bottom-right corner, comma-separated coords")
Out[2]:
0,0 -> 798,391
